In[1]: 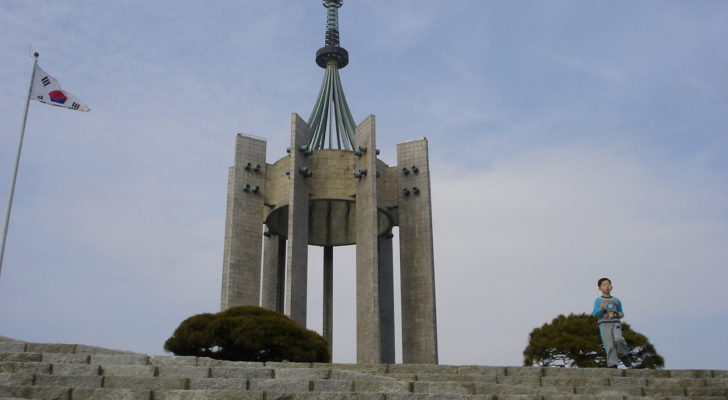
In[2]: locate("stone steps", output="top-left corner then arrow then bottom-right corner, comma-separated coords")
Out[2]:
1,336 -> 726,400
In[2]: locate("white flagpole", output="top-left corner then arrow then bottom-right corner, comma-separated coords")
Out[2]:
0,52 -> 39,278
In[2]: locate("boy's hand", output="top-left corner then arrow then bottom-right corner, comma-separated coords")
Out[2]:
618,312 -> 623,318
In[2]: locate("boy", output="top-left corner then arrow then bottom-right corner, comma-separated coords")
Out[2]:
592,277 -> 632,368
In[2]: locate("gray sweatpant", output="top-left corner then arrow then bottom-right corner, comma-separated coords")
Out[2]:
599,321 -> 629,367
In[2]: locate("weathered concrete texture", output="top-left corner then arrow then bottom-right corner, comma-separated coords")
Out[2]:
313,364 -> 388,374
103,376 -> 188,390
41,353 -> 88,364
73,388 -> 151,400
330,370 -> 394,382
353,380 -> 410,393
670,369 -> 714,378
220,133 -> 267,310
261,234 -> 285,313
74,344 -> 138,355
0,362 -> 51,374
456,366 -> 506,377
496,376 -> 540,386
411,381 -> 473,395
275,367 -> 330,380
0,337 -> 26,354
354,115 -> 390,365
249,377 -> 309,392
25,343 -> 75,354
150,356 -> 198,367
542,367 -> 622,377
34,374 -> 102,388
209,367 -> 272,379
188,377 -> 248,390
53,364 -> 99,376
0,372 -> 33,386
414,374 -> 494,383
90,354 -> 149,366
154,390 -> 263,400
285,113 -> 312,326
101,365 -> 155,377
503,366 -> 543,376
1,336 -> 728,400
157,366 -> 211,378
263,394 -> 386,400
196,359 -> 263,368
0,385 -> 71,399
391,396 -> 492,400
0,354 -> 40,363
218,116 -> 437,363
312,379 -> 353,392
575,385 -> 644,396
397,139 -> 438,365
265,149 -> 396,246
715,371 -> 728,378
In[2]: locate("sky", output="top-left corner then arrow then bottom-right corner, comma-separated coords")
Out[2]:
1,1 -> 727,370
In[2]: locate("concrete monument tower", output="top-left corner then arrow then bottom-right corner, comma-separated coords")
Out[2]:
220,0 -> 437,364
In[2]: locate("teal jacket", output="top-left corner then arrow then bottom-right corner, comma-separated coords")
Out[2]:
592,296 -> 623,324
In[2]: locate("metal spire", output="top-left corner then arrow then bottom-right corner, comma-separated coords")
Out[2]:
307,0 -> 356,150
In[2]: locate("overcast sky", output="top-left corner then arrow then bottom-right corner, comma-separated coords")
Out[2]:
1,1 -> 727,370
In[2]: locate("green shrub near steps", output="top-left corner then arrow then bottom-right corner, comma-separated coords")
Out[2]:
165,306 -> 330,363
523,313 -> 664,368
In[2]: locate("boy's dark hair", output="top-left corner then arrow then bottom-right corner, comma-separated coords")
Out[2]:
598,277 -> 611,286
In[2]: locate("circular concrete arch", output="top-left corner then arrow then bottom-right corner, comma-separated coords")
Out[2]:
265,199 -> 393,246
264,149 -> 396,246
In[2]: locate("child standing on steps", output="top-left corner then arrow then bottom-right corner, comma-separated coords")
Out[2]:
592,277 -> 632,368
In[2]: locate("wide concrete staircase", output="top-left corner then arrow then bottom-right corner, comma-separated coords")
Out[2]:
1,336 -> 726,400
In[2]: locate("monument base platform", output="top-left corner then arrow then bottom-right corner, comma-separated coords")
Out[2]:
1,336 -> 726,399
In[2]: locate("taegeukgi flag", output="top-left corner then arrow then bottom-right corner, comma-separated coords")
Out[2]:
30,64 -> 90,112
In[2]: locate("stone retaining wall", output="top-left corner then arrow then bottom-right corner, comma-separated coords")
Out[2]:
1,336 -> 725,400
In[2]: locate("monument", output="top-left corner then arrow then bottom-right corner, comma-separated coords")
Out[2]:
219,0 -> 437,365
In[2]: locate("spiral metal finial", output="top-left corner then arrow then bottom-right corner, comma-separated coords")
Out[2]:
324,0 -> 343,47
307,0 -> 356,150
316,0 -> 349,69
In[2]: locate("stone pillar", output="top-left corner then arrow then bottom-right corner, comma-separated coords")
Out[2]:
378,234 -> 395,364
323,245 -> 334,353
284,113 -> 312,326
220,134 -> 267,310
262,234 -> 285,313
397,138 -> 439,364
354,115 -> 383,364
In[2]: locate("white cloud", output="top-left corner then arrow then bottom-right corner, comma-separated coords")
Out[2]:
430,144 -> 727,367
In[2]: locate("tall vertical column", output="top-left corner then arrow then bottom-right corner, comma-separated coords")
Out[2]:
285,113 -> 312,326
355,115 -> 383,364
262,234 -> 285,313
397,138 -> 439,364
378,234 -> 395,363
220,134 -> 267,310
323,245 -> 334,354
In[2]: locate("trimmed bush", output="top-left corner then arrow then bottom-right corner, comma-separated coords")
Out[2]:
523,313 -> 664,368
164,306 -> 330,362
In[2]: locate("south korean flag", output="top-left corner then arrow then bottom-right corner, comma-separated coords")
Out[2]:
30,64 -> 90,112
